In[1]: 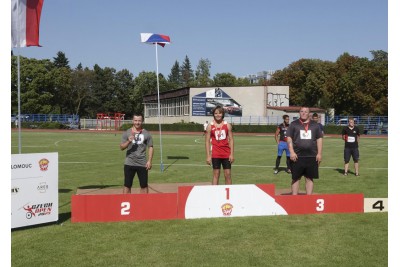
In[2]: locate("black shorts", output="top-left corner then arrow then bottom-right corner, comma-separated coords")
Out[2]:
212,158 -> 231,170
124,165 -> 148,189
290,157 -> 319,181
344,147 -> 359,163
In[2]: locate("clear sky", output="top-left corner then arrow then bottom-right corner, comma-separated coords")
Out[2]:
11,0 -> 387,78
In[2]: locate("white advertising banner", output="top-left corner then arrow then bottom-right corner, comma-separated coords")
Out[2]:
11,153 -> 59,229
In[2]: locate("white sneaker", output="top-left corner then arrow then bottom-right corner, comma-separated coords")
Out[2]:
274,169 -> 278,174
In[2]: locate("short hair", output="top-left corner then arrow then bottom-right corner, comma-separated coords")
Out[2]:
283,115 -> 289,119
312,113 -> 318,118
132,113 -> 144,120
212,106 -> 225,119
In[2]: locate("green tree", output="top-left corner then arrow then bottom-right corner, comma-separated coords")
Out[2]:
11,56 -> 55,114
180,55 -> 194,87
133,71 -> 158,114
213,72 -> 237,87
194,58 -> 213,86
53,51 -> 70,69
168,60 -> 181,88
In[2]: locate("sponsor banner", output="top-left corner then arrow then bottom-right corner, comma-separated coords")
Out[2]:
11,153 -> 58,228
192,88 -> 242,116
179,184 -> 287,219
71,193 -> 177,223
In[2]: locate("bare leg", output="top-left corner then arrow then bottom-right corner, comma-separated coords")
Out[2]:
223,169 -> 232,185
291,179 -> 300,195
354,162 -> 359,175
140,187 -> 149,194
123,186 -> 131,194
305,177 -> 314,195
344,163 -> 349,174
212,169 -> 221,185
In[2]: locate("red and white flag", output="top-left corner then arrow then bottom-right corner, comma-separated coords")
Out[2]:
11,0 -> 44,47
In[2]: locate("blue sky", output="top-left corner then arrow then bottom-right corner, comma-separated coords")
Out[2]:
10,0 -> 387,78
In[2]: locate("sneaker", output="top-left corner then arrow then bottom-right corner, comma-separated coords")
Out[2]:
285,169 -> 291,174
343,172 -> 348,176
355,173 -> 360,176
274,169 -> 278,174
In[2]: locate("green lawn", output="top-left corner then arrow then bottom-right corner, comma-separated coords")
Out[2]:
11,131 -> 388,266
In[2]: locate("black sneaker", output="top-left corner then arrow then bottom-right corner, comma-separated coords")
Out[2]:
285,169 -> 291,174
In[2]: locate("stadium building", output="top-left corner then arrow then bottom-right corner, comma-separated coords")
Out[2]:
143,86 -> 326,125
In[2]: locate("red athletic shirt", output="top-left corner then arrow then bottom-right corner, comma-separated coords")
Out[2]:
210,121 -> 231,158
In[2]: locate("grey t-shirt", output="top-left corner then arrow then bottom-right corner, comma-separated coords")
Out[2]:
287,120 -> 322,157
121,128 -> 153,167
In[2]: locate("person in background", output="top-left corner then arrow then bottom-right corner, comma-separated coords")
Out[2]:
205,106 -> 234,185
341,117 -> 361,176
274,115 -> 291,174
287,107 -> 323,195
120,114 -> 154,194
312,113 -> 324,137
203,120 -> 209,136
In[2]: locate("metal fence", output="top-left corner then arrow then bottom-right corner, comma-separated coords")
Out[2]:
12,114 -> 388,135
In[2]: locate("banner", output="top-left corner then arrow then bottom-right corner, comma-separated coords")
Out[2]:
11,153 -> 58,228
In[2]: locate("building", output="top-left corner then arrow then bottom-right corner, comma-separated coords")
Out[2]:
143,86 -> 298,124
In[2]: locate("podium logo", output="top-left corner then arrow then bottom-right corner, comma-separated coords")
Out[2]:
39,158 -> 50,171
221,203 -> 233,216
23,203 -> 53,219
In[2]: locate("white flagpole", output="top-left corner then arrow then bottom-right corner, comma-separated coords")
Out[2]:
155,44 -> 164,172
16,0 -> 22,154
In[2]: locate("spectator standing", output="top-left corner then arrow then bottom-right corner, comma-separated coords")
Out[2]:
341,117 -> 361,176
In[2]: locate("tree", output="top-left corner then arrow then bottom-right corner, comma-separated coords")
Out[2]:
180,55 -> 194,87
132,71 -> 158,114
168,60 -> 181,88
194,58 -> 213,86
213,73 -> 237,87
53,51 -> 70,69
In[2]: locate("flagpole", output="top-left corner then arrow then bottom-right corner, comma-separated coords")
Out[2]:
16,0 -> 22,154
17,52 -> 22,154
155,43 -> 164,172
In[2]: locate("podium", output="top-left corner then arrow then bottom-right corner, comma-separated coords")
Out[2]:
71,184 -> 369,223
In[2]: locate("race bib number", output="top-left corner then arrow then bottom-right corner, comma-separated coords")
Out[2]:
132,134 -> 144,144
300,130 -> 312,140
216,130 -> 227,141
347,136 -> 355,143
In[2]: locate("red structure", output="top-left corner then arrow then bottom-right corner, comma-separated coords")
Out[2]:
96,112 -> 125,130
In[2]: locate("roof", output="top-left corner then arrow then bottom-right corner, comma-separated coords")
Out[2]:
267,105 -> 326,112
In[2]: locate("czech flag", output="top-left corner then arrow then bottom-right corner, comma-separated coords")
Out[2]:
11,0 -> 44,48
140,33 -> 170,47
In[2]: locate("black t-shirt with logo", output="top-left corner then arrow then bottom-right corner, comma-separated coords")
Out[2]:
341,126 -> 360,149
287,120 -> 322,157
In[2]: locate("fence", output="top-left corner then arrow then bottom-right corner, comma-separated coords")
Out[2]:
12,114 -> 388,135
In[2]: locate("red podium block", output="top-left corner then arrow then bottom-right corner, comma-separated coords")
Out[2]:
274,194 -> 364,215
71,193 -> 178,222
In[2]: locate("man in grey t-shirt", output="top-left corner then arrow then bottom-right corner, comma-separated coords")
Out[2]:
120,114 -> 153,194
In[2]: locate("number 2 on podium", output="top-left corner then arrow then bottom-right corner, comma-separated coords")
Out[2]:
121,202 -> 131,215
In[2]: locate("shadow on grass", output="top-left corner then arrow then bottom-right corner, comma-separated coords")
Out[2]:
78,185 -> 120,189
164,155 -> 190,171
59,188 -> 72,193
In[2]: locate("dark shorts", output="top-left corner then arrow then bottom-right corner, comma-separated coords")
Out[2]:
290,157 -> 319,181
344,147 -> 359,163
124,165 -> 148,189
212,158 -> 231,170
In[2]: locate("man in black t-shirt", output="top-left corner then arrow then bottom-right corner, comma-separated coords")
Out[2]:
287,107 -> 323,195
274,115 -> 291,174
341,117 -> 361,176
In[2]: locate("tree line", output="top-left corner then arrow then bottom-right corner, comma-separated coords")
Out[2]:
11,50 -> 387,118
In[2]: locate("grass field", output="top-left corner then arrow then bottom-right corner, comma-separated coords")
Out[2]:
11,130 -> 388,266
